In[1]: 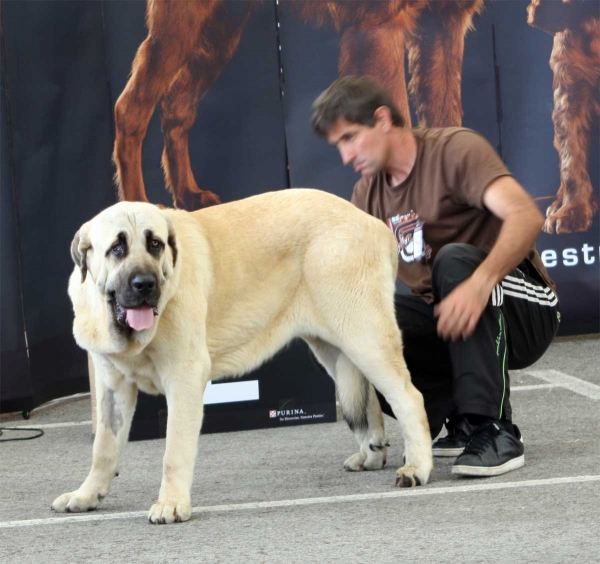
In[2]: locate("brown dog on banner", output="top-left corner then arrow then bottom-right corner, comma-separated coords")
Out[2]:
113,0 -> 483,210
528,0 -> 599,234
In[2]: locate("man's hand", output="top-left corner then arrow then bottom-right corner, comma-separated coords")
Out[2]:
433,176 -> 545,342
434,276 -> 492,342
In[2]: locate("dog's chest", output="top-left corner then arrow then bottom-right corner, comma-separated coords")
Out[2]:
109,354 -> 164,395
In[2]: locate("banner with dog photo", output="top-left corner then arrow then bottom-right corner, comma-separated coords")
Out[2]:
97,0 -> 338,435
492,0 -> 599,335
278,0 -> 599,335
2,0 -> 597,420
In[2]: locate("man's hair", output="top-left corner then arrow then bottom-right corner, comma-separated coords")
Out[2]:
310,76 -> 405,137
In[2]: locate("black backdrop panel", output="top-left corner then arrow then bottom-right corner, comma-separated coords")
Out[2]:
1,40 -> 31,412
278,2 -> 353,199
1,0 -> 117,410
492,0 -> 599,335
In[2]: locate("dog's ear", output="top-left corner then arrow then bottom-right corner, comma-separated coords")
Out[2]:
71,224 -> 91,283
168,230 -> 177,267
161,212 -> 177,278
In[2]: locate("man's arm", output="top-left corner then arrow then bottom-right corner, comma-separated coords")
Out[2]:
435,176 -> 544,341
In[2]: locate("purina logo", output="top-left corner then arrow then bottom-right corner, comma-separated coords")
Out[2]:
269,408 -> 305,417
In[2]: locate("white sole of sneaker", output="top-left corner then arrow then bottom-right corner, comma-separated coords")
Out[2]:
432,448 -> 464,457
451,454 -> 525,477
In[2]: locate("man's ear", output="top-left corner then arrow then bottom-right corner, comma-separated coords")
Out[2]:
70,223 -> 91,283
374,106 -> 392,131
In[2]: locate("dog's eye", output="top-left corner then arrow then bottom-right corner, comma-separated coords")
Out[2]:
112,243 -> 124,254
151,238 -> 161,249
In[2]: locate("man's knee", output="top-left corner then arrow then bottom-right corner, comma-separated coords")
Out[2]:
432,243 -> 487,297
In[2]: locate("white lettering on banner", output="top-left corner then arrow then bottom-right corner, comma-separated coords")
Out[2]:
563,248 -> 578,266
268,407 -> 327,422
276,409 -> 305,416
540,244 -> 599,268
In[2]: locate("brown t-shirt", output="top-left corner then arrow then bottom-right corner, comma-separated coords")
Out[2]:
351,127 -> 556,303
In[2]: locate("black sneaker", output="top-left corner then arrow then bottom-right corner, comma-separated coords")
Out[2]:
451,421 -> 525,477
432,418 -> 477,457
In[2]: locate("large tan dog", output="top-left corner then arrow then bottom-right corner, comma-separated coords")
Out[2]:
52,189 -> 433,524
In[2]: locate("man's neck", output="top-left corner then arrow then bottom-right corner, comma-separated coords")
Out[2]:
385,129 -> 417,187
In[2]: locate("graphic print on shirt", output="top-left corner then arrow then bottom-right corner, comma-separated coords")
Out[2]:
387,211 -> 432,264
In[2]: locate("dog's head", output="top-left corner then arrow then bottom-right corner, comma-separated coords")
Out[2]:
71,202 -> 178,334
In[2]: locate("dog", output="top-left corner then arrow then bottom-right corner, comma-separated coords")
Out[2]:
51,188 -> 433,524
527,0 -> 599,234
113,0 -> 483,210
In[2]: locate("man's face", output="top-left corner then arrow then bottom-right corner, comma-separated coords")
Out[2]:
326,117 -> 387,178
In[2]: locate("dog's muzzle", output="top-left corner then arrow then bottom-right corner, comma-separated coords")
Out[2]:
111,271 -> 161,331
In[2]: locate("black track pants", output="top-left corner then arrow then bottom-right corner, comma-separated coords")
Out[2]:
376,243 -> 560,438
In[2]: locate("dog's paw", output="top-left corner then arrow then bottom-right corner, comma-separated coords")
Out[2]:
175,189 -> 221,211
395,465 -> 429,488
51,489 -> 103,513
343,448 -> 387,472
364,449 -> 387,471
148,499 -> 192,524
344,451 -> 367,471
544,197 -> 597,234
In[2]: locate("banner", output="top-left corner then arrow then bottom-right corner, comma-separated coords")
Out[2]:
103,0 -> 289,207
2,0 -> 597,417
278,0 -> 598,334
492,0 -> 599,335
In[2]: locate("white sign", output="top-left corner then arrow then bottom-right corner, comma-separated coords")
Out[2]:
203,380 -> 259,405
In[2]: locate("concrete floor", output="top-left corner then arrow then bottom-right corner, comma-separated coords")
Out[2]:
1,335 -> 599,564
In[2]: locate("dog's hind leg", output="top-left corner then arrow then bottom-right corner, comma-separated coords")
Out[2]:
406,0 -> 483,127
52,355 -> 138,513
159,2 -> 254,211
305,338 -> 388,471
337,317 -> 433,487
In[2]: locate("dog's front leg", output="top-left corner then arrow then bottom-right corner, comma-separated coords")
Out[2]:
148,359 -> 209,524
543,24 -> 599,234
52,355 -> 137,513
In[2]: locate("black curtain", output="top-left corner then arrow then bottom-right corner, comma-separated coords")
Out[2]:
1,1 -> 116,412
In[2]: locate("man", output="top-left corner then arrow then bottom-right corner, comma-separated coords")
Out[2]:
310,76 -> 559,477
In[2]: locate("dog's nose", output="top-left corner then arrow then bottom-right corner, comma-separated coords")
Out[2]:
131,273 -> 157,295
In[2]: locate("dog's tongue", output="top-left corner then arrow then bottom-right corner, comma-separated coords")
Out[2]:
126,306 -> 154,331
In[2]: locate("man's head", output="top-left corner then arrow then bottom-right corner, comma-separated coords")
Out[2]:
310,76 -> 405,177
